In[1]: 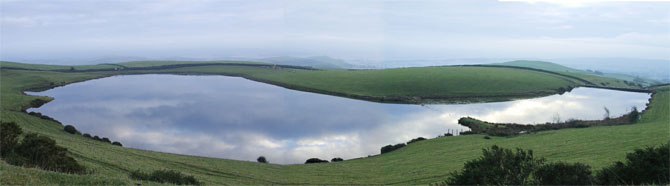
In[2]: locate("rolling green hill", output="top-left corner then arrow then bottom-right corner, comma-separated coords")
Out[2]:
1,61 -> 667,185
493,60 -> 661,88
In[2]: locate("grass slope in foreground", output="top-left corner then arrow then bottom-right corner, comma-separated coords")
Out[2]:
0,62 -> 668,185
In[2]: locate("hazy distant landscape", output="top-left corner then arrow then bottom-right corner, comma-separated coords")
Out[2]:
1,0 -> 668,185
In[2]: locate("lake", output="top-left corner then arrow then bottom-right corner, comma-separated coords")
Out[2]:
27,74 -> 651,164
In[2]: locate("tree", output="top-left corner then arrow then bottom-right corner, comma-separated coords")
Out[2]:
257,156 -> 268,163
331,157 -> 344,162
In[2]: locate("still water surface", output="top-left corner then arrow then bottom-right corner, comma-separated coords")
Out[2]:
28,75 -> 650,164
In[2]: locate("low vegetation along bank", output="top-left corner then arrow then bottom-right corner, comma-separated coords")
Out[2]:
458,106 -> 642,137
0,61 -> 668,185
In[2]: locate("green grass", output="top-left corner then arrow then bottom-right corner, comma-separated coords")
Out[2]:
116,60 -> 268,68
494,60 -> 658,88
1,61 -> 668,185
0,61 -> 119,71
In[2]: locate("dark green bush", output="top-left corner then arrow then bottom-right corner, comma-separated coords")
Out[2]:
82,133 -> 91,138
63,125 -> 78,134
93,136 -> 101,141
407,137 -> 426,144
101,137 -> 111,143
129,169 -> 201,185
331,157 -> 344,162
596,143 -> 669,185
257,156 -> 267,163
535,162 -> 593,185
29,99 -> 49,108
27,112 -> 61,124
380,143 -> 406,154
459,131 -> 478,135
446,145 -> 544,185
13,133 -> 85,174
628,106 -> 640,123
1,122 -> 22,157
483,136 -> 491,139
305,158 -> 328,164
112,141 -> 123,147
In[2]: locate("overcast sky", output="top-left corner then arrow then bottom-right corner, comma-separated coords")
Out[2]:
1,0 -> 669,61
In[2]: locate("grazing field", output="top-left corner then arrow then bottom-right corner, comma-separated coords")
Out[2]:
0,61 -> 668,185
493,60 -> 659,88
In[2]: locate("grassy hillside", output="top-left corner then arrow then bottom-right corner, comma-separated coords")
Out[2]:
116,60 -> 268,68
494,60 -> 659,88
2,60 -> 583,104
1,61 -> 667,185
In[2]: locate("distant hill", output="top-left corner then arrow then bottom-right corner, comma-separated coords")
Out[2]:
258,56 -> 354,69
493,60 -> 662,87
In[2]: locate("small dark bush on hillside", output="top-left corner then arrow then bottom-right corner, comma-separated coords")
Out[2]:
129,169 -> 201,185
446,145 -> 544,185
380,143 -> 406,154
82,133 -> 91,138
407,137 -> 426,144
64,125 -> 78,134
1,122 -> 22,157
628,106 -> 640,123
483,136 -> 491,139
29,99 -> 49,108
27,112 -> 61,124
596,143 -> 669,185
101,137 -> 111,143
331,157 -> 344,162
535,162 -> 593,185
444,133 -> 453,136
257,156 -> 268,163
12,133 -> 85,174
305,158 -> 328,164
93,136 -> 101,141
112,141 -> 123,147
459,131 -> 478,135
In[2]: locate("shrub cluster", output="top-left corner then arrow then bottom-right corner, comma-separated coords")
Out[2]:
443,143 -> 669,185
27,112 -> 61,124
331,157 -> 344,162
406,137 -> 426,144
596,143 -> 669,185
305,158 -> 329,164
1,122 -> 85,174
129,169 -> 201,185
80,132 -> 122,146
446,145 -> 546,185
28,99 -> 49,109
380,143 -> 406,154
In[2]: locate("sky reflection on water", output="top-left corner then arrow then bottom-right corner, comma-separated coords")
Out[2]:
28,75 -> 650,164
